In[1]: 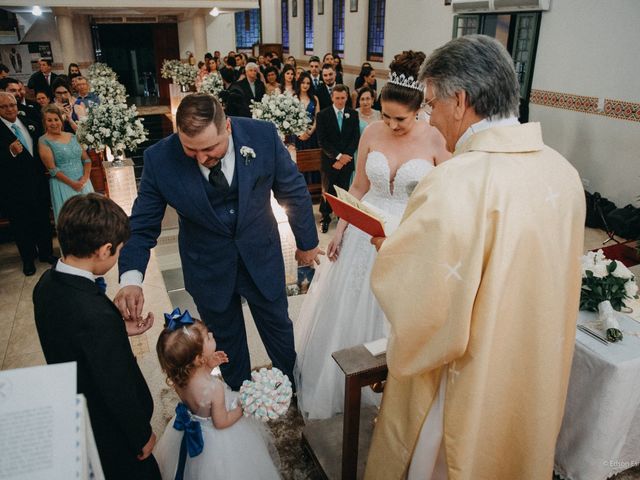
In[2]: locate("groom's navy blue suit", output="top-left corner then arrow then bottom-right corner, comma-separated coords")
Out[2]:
119,117 -> 318,389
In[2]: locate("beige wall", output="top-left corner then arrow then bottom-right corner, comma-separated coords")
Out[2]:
530,0 -> 640,206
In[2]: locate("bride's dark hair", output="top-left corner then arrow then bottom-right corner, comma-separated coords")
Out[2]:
380,50 -> 426,112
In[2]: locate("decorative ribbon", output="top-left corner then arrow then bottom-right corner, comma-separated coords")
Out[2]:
164,308 -> 194,331
172,403 -> 204,480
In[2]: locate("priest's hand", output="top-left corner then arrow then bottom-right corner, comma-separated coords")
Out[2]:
371,236 -> 385,251
296,246 -> 325,266
114,285 -> 145,322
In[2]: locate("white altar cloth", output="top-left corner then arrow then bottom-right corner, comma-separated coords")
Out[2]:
554,310 -> 640,479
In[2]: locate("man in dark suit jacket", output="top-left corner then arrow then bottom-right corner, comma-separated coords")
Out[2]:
33,194 -> 159,480
115,94 -> 321,390
1,77 -> 40,123
316,63 -> 338,111
316,85 -> 360,232
0,92 -> 54,275
229,62 -> 266,118
27,58 -> 58,100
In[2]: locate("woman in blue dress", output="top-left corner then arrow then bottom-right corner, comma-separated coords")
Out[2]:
38,104 -> 93,223
294,72 -> 319,150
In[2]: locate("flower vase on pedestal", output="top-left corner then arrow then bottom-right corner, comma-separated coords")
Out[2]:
282,134 -> 297,163
102,149 -> 138,216
169,83 -> 190,116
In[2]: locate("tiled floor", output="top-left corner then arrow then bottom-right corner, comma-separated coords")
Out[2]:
1,217 -> 639,479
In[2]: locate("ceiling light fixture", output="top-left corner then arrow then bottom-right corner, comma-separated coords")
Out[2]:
32,6 -> 42,16
210,7 -> 220,17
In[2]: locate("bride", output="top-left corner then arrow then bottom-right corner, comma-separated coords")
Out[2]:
295,51 -> 450,420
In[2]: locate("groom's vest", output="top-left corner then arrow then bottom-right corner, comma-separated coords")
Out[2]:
202,168 -> 239,233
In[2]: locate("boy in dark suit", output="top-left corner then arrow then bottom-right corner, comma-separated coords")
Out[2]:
316,84 -> 360,232
33,194 -> 160,480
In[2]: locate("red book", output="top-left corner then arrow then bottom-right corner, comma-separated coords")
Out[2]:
324,192 -> 386,238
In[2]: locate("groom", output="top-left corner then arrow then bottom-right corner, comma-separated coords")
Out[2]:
115,93 -> 321,390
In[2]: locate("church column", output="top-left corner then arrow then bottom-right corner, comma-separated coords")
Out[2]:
53,8 -> 76,71
260,0 -> 280,44
192,14 -> 208,62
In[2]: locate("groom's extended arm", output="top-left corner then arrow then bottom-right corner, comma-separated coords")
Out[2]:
270,123 -> 319,253
118,149 -> 168,281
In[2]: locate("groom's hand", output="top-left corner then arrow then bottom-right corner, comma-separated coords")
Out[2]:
296,246 -> 325,266
114,285 -> 145,322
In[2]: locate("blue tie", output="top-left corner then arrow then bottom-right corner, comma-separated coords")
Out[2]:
95,277 -> 107,293
11,124 -> 29,155
337,110 -> 343,131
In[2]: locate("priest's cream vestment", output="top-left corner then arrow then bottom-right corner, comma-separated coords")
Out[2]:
365,123 -> 585,480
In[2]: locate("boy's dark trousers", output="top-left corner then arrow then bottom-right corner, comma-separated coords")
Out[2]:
33,269 -> 161,480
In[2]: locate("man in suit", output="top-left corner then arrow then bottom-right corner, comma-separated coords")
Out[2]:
115,93 -> 322,390
307,56 -> 322,91
27,58 -> 57,100
316,85 -> 360,233
0,92 -> 54,275
228,62 -> 265,118
0,77 -> 40,123
316,63 -> 337,111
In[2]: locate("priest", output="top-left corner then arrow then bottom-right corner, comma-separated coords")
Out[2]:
366,35 -> 585,480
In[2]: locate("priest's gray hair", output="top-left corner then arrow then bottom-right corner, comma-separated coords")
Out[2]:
419,34 -> 520,119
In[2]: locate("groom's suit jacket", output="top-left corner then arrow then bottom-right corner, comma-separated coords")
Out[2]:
118,117 -> 318,310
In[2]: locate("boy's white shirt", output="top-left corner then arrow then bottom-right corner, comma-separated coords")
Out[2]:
55,259 -> 96,282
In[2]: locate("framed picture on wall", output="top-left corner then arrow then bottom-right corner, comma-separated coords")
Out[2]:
318,0 -> 324,15
350,0 -> 358,12
292,0 -> 298,17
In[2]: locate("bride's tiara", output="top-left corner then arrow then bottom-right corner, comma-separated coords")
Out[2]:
387,72 -> 424,92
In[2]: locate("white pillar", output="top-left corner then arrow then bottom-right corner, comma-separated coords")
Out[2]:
54,9 -> 76,71
261,0 -> 281,44
193,14 -> 208,61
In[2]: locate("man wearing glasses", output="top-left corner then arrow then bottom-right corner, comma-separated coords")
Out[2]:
0,92 -> 55,275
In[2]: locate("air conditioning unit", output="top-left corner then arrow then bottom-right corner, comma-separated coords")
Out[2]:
452,0 -> 550,13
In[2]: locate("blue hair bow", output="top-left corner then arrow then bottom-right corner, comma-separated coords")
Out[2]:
173,403 -> 204,480
164,308 -> 194,331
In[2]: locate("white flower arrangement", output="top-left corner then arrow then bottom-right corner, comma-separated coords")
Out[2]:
199,72 -> 224,98
240,146 -> 256,166
580,249 -> 639,342
87,62 -> 118,81
87,62 -> 127,104
161,59 -> 197,87
238,367 -> 292,422
76,101 -> 147,154
251,92 -> 310,138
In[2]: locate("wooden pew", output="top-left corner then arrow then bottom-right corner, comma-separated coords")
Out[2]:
296,148 -> 322,203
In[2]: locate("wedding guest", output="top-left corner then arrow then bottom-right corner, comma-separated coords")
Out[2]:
279,64 -> 296,95
307,56 -> 322,91
264,66 -> 281,95
0,77 -> 40,122
316,84 -> 360,233
33,193 -> 159,480
352,66 -> 377,108
295,66 -> 305,82
316,63 -> 337,111
0,64 -> 8,78
333,53 -> 344,84
228,62 -> 265,117
38,104 -> 93,223
27,58 -> 58,99
286,55 -> 297,69
73,76 -> 99,120
365,35 -> 586,480
0,92 -> 54,275
35,91 -> 50,109
354,62 -> 374,90
68,63 -> 81,77
294,72 -> 319,150
51,79 -> 79,133
355,87 -> 381,126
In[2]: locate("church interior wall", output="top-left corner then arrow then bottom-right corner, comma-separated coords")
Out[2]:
530,0 -> 640,207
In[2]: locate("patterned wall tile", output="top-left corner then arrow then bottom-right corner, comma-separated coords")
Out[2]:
530,89 -> 640,123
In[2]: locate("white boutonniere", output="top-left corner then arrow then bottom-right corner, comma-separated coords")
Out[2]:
240,146 -> 256,166
344,112 -> 350,119
27,124 -> 35,132
17,110 -> 25,117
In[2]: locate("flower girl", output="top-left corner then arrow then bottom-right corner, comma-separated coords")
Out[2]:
154,309 -> 280,480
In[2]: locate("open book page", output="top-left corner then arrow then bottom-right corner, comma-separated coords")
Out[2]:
0,363 -> 76,480
334,186 -> 388,223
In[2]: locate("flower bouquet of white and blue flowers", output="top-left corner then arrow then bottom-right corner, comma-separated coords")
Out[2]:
251,92 -> 310,138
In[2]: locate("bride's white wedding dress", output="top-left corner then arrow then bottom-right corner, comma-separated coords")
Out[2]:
295,151 -> 435,420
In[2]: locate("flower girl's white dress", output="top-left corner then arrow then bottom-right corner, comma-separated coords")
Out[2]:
154,378 -> 281,479
295,151 -> 435,419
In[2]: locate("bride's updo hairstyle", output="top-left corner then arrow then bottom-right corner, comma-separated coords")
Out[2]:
380,50 -> 426,112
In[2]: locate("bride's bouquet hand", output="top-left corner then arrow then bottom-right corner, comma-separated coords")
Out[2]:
327,231 -> 343,262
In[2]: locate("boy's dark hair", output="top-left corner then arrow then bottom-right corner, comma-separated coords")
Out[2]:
57,193 -> 130,258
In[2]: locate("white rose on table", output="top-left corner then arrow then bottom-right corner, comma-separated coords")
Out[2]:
589,264 -> 609,278
625,280 -> 639,298
611,261 -> 633,280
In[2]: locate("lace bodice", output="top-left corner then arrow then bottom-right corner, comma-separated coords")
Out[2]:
363,150 -> 434,220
